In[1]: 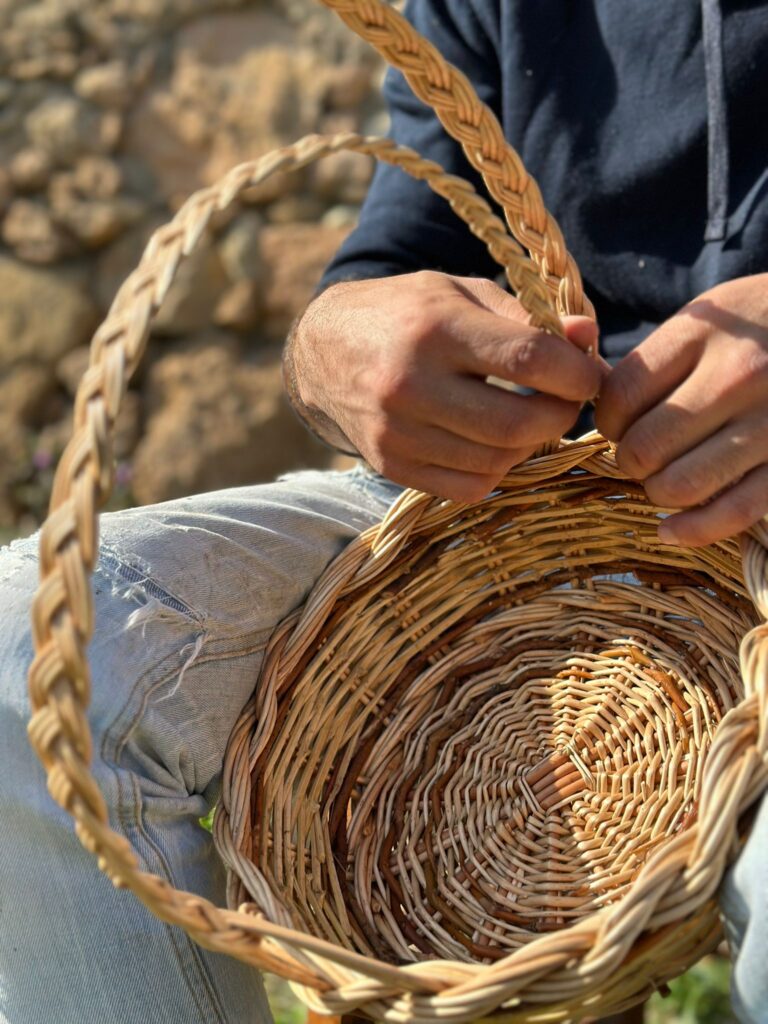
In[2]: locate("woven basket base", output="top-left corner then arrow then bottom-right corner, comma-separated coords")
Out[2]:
221,437 -> 759,969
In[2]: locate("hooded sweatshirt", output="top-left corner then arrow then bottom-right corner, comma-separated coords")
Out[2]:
319,0 -> 768,360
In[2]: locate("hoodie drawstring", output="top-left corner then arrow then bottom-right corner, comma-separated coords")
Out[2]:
701,0 -> 730,241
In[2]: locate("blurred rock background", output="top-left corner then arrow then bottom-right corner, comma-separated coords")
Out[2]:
0,0 -> 386,539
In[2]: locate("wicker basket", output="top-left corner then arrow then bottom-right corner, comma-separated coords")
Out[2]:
28,1 -> 768,1021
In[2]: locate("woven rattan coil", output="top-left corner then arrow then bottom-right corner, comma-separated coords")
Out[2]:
27,1 -> 768,1022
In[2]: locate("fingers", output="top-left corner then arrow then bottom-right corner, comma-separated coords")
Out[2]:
595,321 -> 703,441
418,376 -> 583,449
561,315 -> 601,356
451,307 -> 603,402
609,370 -> 735,481
384,421 -> 535,477
643,416 -> 768,508
658,463 -> 768,547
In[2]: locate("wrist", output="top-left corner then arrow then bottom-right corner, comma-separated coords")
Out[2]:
283,313 -> 360,457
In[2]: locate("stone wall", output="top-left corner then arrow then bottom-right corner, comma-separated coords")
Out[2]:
0,0 -> 385,535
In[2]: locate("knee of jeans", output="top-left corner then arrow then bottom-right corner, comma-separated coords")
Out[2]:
0,536 -> 41,657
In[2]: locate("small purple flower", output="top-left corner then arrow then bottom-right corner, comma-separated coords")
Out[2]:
114,462 -> 133,487
32,449 -> 53,471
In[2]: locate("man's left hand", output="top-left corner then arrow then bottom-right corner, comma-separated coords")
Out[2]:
595,273 -> 768,546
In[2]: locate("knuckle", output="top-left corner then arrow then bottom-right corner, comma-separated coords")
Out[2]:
376,367 -> 413,413
725,341 -> 768,383
398,306 -> 442,349
507,334 -> 546,379
411,268 -> 443,289
616,426 -> 668,480
596,365 -> 643,438
743,343 -> 768,381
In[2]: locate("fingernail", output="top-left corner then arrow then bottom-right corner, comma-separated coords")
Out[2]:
657,521 -> 677,545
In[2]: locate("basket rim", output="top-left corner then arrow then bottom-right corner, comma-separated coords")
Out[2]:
213,433 -> 768,991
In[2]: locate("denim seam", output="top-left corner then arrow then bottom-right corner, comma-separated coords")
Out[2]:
98,544 -> 204,622
99,639 -> 273,1023
100,646 -> 220,1019
125,771 -> 229,1024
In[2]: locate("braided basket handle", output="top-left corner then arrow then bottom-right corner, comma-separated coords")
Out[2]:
29,0 -> 597,967
26,131 -> 561,978
319,0 -> 593,318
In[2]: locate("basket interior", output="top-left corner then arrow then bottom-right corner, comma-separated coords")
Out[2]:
239,442 -> 759,965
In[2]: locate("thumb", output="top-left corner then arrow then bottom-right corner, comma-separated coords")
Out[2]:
562,315 -> 598,354
563,315 -> 611,377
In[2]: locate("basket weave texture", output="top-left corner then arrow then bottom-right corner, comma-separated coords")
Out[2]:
27,1 -> 768,1022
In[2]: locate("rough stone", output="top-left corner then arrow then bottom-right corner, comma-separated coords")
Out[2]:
48,166 -> 144,248
0,104 -> 23,146
8,146 -> 52,192
0,417 -> 29,528
152,234 -> 229,336
0,0 -> 385,533
175,10 -> 293,64
214,280 -> 262,332
0,255 -> 98,370
10,53 -> 79,81
218,209 -> 265,281
2,198 -> 72,263
0,166 -> 12,217
97,110 -> 123,152
311,148 -> 373,205
54,193 -> 145,248
113,388 -> 143,459
258,223 -> 349,337
74,60 -> 132,108
25,95 -> 114,163
123,12 -> 326,207
265,194 -> 326,225
321,64 -> 373,112
318,111 -> 359,136
55,344 -> 91,397
0,362 -> 59,426
362,108 -> 390,138
131,341 -> 329,505
72,155 -> 122,199
93,215 -> 165,310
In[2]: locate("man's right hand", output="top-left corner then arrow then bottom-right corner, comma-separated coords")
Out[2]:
289,270 -> 602,502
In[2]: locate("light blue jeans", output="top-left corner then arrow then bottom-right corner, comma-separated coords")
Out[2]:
0,466 -> 766,1023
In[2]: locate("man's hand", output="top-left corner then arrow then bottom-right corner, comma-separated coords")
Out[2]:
595,274 -> 768,546
291,271 -> 601,502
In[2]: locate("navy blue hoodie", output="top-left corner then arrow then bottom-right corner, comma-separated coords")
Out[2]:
320,0 -> 768,360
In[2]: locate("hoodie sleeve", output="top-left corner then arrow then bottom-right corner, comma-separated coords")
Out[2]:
318,0 -> 503,289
